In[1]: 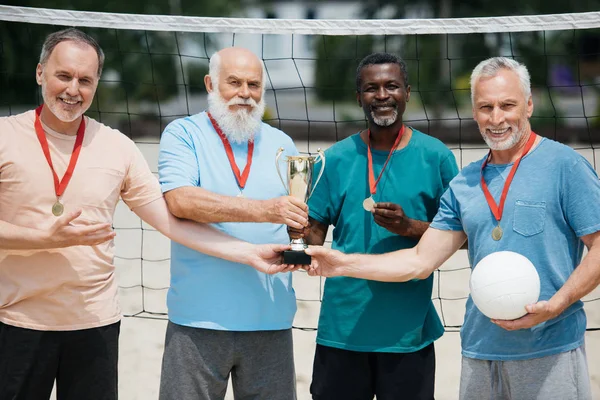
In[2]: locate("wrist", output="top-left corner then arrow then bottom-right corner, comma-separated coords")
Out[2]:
548,295 -> 570,318
340,253 -> 361,277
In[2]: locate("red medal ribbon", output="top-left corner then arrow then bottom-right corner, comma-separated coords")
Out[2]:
480,131 -> 537,223
34,105 -> 85,199
207,112 -> 254,190
367,125 -> 405,195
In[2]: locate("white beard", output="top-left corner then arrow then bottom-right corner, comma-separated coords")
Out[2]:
207,91 -> 265,143
371,109 -> 398,127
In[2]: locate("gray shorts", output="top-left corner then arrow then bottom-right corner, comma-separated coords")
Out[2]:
459,345 -> 591,400
159,321 -> 296,400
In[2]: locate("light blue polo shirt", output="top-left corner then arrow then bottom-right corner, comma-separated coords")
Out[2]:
431,137 -> 600,360
158,111 -> 297,331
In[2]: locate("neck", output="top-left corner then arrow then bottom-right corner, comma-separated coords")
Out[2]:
39,106 -> 81,136
365,119 -> 405,151
489,127 -> 535,164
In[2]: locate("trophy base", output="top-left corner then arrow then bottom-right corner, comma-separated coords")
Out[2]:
283,250 -> 311,265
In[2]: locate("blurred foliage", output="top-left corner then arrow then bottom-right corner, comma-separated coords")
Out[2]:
313,0 -> 600,120
0,0 -> 241,107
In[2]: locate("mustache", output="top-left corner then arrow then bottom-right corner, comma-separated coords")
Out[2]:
227,97 -> 258,107
370,102 -> 397,109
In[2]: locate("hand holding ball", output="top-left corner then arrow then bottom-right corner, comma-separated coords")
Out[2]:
469,251 -> 540,320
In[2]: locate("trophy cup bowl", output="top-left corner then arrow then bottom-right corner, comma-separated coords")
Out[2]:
276,148 -> 326,265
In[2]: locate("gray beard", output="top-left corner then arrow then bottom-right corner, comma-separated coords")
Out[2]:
371,109 -> 398,127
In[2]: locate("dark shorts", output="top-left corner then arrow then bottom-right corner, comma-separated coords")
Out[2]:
310,342 -> 436,400
0,320 -> 120,400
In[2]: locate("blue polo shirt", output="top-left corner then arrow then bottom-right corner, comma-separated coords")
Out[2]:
158,111 -> 297,331
431,138 -> 600,360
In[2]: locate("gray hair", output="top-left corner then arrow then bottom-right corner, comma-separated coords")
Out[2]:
208,51 -> 267,94
39,28 -> 105,77
470,57 -> 531,103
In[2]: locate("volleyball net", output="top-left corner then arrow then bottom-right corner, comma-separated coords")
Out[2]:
1,5 -> 600,331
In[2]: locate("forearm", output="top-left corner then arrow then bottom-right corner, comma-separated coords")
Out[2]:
340,247 -> 428,282
547,245 -> 600,316
166,187 -> 266,224
134,198 -> 256,265
332,228 -> 465,282
402,219 -> 430,240
0,221 -> 51,250
303,218 -> 328,246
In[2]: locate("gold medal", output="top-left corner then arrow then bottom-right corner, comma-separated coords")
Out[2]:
363,196 -> 375,212
492,226 -> 503,241
52,200 -> 64,216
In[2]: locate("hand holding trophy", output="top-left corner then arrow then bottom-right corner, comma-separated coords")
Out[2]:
276,148 -> 325,264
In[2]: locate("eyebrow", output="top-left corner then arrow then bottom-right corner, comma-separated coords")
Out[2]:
54,69 -> 95,80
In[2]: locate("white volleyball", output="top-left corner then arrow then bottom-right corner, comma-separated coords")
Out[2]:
469,251 -> 540,320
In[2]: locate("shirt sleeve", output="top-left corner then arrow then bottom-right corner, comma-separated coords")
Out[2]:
307,157 -> 332,226
561,156 -> 600,237
120,140 -> 163,209
440,151 -> 460,191
430,185 -> 464,232
158,120 -> 200,193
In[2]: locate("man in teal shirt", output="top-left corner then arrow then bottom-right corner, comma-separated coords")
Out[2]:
291,52 -> 458,399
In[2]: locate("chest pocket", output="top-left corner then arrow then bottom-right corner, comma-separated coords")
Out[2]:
512,200 -> 546,237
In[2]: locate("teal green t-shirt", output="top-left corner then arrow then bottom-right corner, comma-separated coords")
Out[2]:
308,129 -> 459,352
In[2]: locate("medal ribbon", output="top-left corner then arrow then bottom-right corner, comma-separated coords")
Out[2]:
367,125 -> 405,195
480,131 -> 537,223
207,113 -> 254,190
34,105 -> 85,199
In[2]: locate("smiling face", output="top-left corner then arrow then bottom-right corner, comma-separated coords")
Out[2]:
357,63 -> 410,127
36,40 -> 99,126
204,48 -> 266,143
472,68 -> 533,151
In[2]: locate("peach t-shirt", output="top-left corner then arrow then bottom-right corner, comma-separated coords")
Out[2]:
0,110 -> 162,331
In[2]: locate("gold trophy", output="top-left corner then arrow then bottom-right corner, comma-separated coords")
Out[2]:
276,147 -> 326,264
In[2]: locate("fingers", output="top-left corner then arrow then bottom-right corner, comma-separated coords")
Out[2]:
373,202 -> 400,211
304,246 -> 327,257
79,231 -> 116,246
287,196 -> 309,212
269,243 -> 291,253
373,215 -> 394,229
371,207 -> 396,218
272,196 -> 308,229
75,222 -> 113,236
55,209 -> 83,227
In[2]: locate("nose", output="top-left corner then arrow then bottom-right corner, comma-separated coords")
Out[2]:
489,106 -> 504,125
374,86 -> 389,100
238,83 -> 250,99
65,78 -> 79,96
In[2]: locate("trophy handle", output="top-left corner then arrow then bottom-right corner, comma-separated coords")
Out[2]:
308,148 -> 326,200
275,147 -> 289,195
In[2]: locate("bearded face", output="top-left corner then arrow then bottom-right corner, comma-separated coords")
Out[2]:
207,89 -> 265,143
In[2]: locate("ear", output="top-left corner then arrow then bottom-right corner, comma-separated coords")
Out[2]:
36,63 -> 43,86
405,84 -> 411,102
526,95 -> 534,118
356,91 -> 362,108
204,75 -> 214,93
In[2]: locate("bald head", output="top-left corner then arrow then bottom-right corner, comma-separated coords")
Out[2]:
204,47 -> 267,143
205,47 -> 265,98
